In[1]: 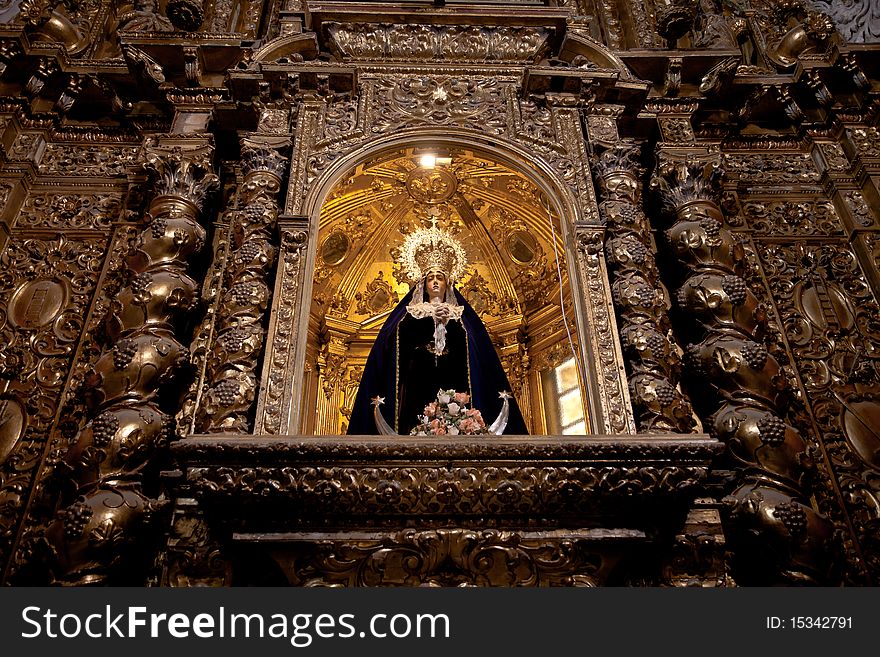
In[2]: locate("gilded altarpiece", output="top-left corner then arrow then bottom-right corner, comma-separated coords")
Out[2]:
0,136 -> 137,581
721,141 -> 880,582
0,0 -> 877,586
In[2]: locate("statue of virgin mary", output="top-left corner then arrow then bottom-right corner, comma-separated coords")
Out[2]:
347,221 -> 528,435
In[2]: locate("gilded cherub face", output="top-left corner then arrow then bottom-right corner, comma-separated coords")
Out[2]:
425,270 -> 447,301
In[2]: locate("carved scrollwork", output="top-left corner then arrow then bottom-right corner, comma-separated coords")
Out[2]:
741,200 -> 843,236
574,228 -> 635,434
371,76 -> 508,136
257,226 -> 308,434
322,100 -> 359,143
162,499 -> 230,586
38,144 -> 141,177
16,193 -> 122,231
0,233 -> 108,570
271,528 -> 608,587
751,240 -> 880,578
354,271 -> 398,317
327,24 -> 549,63
187,464 -> 710,519
722,153 -> 821,186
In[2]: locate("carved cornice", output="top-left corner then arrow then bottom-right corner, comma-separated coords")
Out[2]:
174,434 -> 720,465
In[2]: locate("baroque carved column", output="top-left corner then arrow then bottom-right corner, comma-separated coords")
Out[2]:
197,140 -> 288,433
593,142 -> 697,433
652,157 -> 833,584
44,136 -> 218,585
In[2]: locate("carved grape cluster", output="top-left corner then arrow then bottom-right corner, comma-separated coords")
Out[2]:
92,411 -> 120,448
243,200 -> 272,225
113,339 -> 138,370
700,217 -> 722,237
773,501 -> 807,538
610,237 -> 648,266
217,327 -> 252,353
228,282 -> 261,306
236,241 -> 262,265
721,275 -> 748,306
59,499 -> 92,540
150,217 -> 168,239
741,341 -> 768,370
211,379 -> 241,407
757,414 -> 786,446
608,204 -> 640,228
655,382 -> 678,406
685,345 -> 705,377
646,332 -> 668,355
635,283 -> 657,307
131,272 -> 153,303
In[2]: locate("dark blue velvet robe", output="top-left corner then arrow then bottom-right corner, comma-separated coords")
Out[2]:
347,288 -> 528,435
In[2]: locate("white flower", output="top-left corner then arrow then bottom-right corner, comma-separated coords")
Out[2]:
416,431 -> 427,436
448,426 -> 460,435
438,392 -> 451,405
447,402 -> 460,416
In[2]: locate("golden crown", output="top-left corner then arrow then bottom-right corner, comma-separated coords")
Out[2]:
400,220 -> 467,283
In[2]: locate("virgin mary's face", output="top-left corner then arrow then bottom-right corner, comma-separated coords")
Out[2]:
425,270 -> 447,301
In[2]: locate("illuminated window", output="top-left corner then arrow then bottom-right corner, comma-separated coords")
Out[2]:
544,357 -> 586,435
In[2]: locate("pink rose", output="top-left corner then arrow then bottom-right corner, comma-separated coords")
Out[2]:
424,402 -> 438,418
454,392 -> 470,404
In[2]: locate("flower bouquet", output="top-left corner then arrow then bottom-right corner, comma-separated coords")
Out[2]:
410,389 -> 490,436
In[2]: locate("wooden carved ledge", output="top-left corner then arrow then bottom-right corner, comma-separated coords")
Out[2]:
173,434 -> 721,528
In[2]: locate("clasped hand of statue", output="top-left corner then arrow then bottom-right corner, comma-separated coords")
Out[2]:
432,302 -> 451,324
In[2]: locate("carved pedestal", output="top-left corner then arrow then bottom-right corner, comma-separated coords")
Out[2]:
166,434 -> 725,586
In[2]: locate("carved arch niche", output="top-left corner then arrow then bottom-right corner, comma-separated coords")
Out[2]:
301,143 -> 591,437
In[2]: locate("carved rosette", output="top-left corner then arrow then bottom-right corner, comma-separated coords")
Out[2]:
593,143 -> 696,433
197,142 -> 288,433
166,0 -> 205,32
44,138 -> 219,585
653,159 -> 833,584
